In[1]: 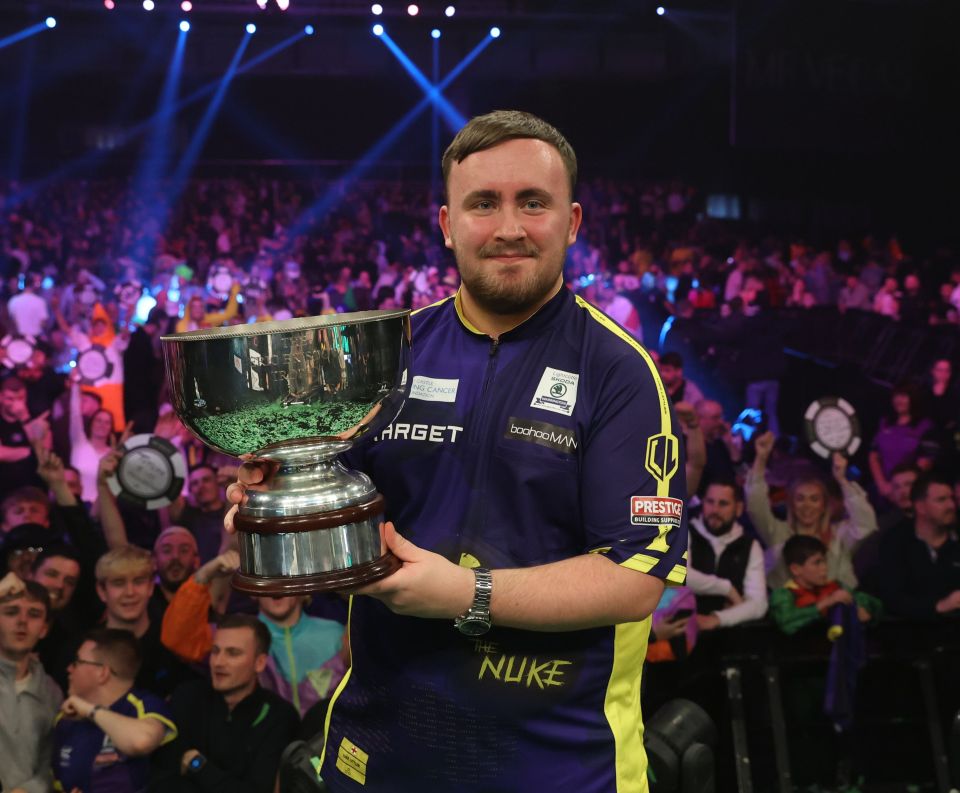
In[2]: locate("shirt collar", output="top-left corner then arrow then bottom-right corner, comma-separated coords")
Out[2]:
453,284 -> 572,341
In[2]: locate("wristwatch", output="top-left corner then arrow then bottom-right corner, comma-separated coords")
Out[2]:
187,753 -> 207,775
455,567 -> 493,636
87,704 -> 103,722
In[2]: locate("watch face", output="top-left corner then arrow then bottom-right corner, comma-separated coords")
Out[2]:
457,617 -> 491,637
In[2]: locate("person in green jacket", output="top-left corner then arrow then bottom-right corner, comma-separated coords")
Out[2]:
770,534 -> 882,636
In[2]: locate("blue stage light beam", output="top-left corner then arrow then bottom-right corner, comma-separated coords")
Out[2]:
0,21 -> 48,50
289,31 -> 497,235
4,30 -> 307,211
167,30 -> 252,200
431,32 -> 440,191
378,30 -> 466,131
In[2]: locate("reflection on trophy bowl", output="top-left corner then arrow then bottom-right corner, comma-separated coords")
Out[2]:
161,310 -> 411,595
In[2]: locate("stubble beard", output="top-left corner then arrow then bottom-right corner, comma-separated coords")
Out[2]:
455,241 -> 565,316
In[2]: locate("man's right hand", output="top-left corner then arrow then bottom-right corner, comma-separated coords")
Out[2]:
0,571 -> 26,602
754,431 -> 775,463
194,550 -> 240,585
223,459 -> 275,534
936,590 -> 960,614
97,449 -> 122,487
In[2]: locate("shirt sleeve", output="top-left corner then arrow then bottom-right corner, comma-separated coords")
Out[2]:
579,348 -> 687,585
714,541 -> 769,627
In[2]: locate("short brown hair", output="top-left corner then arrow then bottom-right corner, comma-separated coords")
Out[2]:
22,580 -> 52,621
217,613 -> 271,656
95,545 -> 154,583
441,110 -> 577,199
0,376 -> 26,394
85,627 -> 143,681
1,487 -> 50,523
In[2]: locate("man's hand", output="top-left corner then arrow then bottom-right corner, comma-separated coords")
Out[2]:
351,522 -> 475,620
61,695 -> 96,720
652,614 -> 688,641
695,613 -> 721,631
23,410 -> 51,447
726,587 -> 744,607
831,452 -> 848,482
180,749 -> 202,776
936,590 -> 960,614
224,459 -> 277,534
194,550 -> 240,585
37,446 -> 67,487
97,449 -> 122,487
857,606 -> 871,623
674,401 -> 699,431
817,588 -> 853,611
0,571 -> 26,602
754,431 -> 775,463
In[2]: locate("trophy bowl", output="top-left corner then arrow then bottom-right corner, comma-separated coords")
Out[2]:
161,310 -> 411,595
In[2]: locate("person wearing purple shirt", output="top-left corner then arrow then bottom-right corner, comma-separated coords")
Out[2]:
228,110 -> 688,793
869,384 -> 934,502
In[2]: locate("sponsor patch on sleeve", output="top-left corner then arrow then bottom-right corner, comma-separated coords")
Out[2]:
630,496 -> 683,527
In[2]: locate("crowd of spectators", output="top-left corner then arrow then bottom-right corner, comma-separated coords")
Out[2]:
0,172 -> 958,791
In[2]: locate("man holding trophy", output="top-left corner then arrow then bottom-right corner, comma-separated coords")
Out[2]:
165,111 -> 687,792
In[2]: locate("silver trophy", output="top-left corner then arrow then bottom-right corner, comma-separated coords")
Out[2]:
161,310 -> 411,595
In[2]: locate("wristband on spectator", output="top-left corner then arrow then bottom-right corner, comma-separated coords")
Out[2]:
88,704 -> 103,721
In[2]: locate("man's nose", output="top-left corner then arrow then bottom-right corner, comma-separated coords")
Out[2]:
494,207 -> 527,242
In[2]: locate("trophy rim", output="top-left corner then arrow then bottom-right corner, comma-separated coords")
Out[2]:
160,308 -> 410,343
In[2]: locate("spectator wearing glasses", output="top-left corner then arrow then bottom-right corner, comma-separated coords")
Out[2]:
54,628 -> 177,793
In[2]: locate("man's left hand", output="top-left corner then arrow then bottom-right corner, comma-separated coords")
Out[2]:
351,522 -> 475,620
181,749 -> 201,776
695,613 -> 721,631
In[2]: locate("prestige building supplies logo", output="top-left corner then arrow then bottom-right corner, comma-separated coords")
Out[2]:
630,496 -> 683,527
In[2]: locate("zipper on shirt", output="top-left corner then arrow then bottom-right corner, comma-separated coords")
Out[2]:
468,338 -> 500,447
284,626 -> 300,713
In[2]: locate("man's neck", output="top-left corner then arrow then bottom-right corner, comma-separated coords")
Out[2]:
0,649 -> 32,680
916,519 -> 949,549
457,281 -> 561,341
106,611 -> 150,638
264,609 -> 301,630
198,497 -> 224,513
91,679 -> 131,708
223,680 -> 257,712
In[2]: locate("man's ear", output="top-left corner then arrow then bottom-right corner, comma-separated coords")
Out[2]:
96,581 -> 107,605
438,206 -> 453,250
254,652 -> 268,676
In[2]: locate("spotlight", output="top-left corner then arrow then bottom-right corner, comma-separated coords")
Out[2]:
180,19 -> 190,31
181,0 -> 192,10
407,4 -> 419,16
372,23 -> 384,35
257,0 -> 268,8
656,6 -> 665,14
143,0 -> 154,9
45,16 -> 56,27
445,5 -> 455,16
489,26 -> 501,38
431,28 -> 440,38
104,0 -> 115,8
304,24 -> 315,34
246,22 -> 257,33
277,0 -> 290,9
371,3 -> 383,14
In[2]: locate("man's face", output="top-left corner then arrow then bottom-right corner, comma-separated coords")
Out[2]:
791,552 -> 829,589
33,556 -> 81,611
67,639 -> 106,699
702,485 -> 743,536
658,364 -> 681,389
697,402 -> 725,442
0,387 -> 27,419
258,595 -> 301,625
0,594 -> 48,661
916,484 -> 957,529
439,138 -> 582,317
97,568 -> 154,623
210,627 -> 265,696
188,468 -> 220,507
154,532 -> 199,590
189,298 -> 205,321
890,471 -> 918,511
2,499 -> 50,532
62,469 -> 83,501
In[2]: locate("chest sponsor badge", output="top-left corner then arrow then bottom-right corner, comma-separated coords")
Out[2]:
530,367 -> 579,417
630,496 -> 683,527
409,375 -> 458,403
504,417 -> 577,454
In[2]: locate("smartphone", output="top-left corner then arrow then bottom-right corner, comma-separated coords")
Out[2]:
672,608 -> 693,620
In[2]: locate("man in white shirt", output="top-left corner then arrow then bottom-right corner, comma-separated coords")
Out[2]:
686,479 -> 768,630
6,276 -> 49,338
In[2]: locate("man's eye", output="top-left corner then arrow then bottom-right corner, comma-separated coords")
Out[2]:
524,200 -> 543,210
475,201 -> 493,210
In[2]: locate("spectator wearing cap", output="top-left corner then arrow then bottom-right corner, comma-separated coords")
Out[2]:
151,613 -> 299,792
0,572 -> 63,793
878,472 -> 960,619
53,628 -> 176,793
